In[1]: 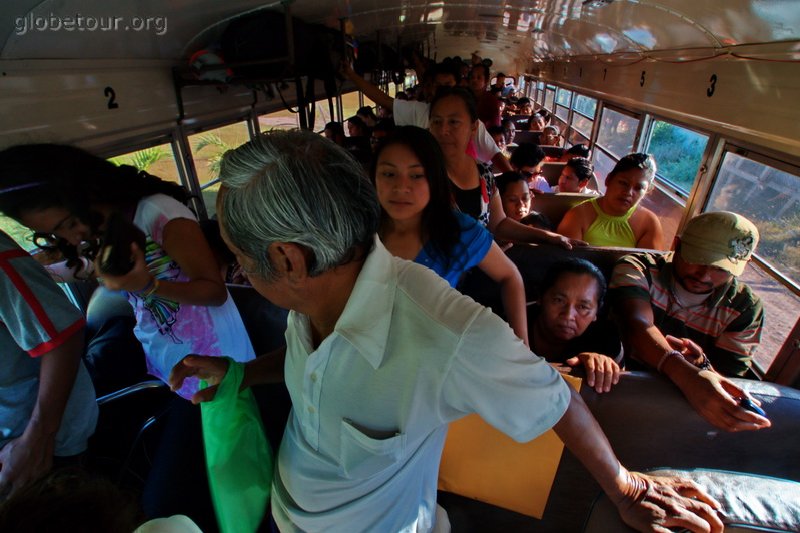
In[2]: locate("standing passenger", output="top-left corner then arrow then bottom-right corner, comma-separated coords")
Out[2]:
371,126 -> 528,345
170,129 -> 723,533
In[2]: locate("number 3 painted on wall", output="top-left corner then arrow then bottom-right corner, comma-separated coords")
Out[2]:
707,74 -> 717,97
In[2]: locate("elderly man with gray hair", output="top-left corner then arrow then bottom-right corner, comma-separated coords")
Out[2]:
170,130 -> 723,533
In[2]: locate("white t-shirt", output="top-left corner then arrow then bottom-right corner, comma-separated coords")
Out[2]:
130,194 -> 255,399
272,239 -> 570,532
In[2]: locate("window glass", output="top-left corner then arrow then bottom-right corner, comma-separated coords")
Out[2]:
544,88 -> 555,112
555,105 -> 569,121
109,142 -> 181,185
571,113 -> 593,137
0,216 -> 36,251
572,94 -> 597,118
706,152 -> 800,285
569,130 -> 589,148
738,262 -> 800,374
592,148 -> 616,194
646,120 -> 708,195
555,88 -> 572,107
189,121 -> 250,218
596,108 -> 639,159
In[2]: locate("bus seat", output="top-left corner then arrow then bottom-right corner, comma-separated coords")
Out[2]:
539,162 -> 566,187
583,468 -> 800,533
513,130 -> 541,144
439,372 -> 800,532
539,145 -> 564,159
458,243 -> 647,314
531,192 -> 594,229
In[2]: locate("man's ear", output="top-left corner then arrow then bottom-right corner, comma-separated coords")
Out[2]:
269,243 -> 310,282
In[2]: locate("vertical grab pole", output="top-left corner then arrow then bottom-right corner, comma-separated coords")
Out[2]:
337,18 -> 347,123
284,0 -> 308,130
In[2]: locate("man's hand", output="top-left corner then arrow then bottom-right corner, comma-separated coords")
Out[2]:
169,355 -> 230,404
0,425 -> 54,500
676,369 -> 770,432
665,335 -> 708,367
566,352 -> 620,393
547,232 -> 587,250
614,471 -> 723,533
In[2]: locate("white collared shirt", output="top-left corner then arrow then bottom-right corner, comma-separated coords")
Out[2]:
272,239 -> 570,532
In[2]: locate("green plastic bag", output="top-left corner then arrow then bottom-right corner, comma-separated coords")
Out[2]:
201,358 -> 273,533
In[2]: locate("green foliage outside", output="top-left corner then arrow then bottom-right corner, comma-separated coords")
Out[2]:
109,146 -> 171,171
648,121 -> 706,193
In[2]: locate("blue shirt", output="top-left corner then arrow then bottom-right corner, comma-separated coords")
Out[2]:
414,211 -> 494,288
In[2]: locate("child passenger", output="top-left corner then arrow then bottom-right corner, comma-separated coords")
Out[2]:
372,126 -> 529,346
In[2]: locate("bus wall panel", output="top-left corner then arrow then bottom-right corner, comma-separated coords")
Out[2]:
0,59 -> 254,149
534,53 -> 800,159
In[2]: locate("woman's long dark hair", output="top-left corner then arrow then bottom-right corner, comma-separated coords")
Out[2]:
0,143 -> 191,268
370,126 -> 461,268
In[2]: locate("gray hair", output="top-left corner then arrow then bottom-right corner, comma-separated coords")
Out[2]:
218,130 -> 380,279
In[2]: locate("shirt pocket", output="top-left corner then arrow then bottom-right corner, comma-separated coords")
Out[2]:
339,418 -> 406,479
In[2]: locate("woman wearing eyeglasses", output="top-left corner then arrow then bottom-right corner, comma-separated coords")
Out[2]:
556,153 -> 664,249
0,144 -> 255,399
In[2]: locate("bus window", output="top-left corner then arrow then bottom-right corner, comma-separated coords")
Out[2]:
645,120 -> 709,197
0,215 -> 35,250
592,149 -> 616,194
544,85 -> 556,112
705,151 -> 800,374
555,88 -> 571,122
596,107 -> 639,159
570,94 -> 596,147
189,121 -> 250,218
535,81 -> 545,105
109,142 -> 181,185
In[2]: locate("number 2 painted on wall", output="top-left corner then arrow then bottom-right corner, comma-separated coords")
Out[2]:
104,86 -> 119,109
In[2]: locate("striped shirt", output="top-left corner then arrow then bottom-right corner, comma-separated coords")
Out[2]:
609,252 -> 763,377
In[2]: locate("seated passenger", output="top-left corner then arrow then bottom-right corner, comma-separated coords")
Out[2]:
370,119 -> 395,154
557,153 -> 663,249
609,212 -> 769,432
346,115 -> 370,138
516,97 -> 533,117
510,143 -> 552,193
501,117 -> 517,147
487,125 -> 509,157
495,171 -> 551,230
531,259 -> 622,394
560,143 -> 591,162
541,125 -> 561,147
372,126 -> 528,345
553,157 -> 600,195
322,121 -> 346,146
357,106 -> 378,128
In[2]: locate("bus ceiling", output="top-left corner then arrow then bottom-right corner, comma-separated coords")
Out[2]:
1,0 -> 797,66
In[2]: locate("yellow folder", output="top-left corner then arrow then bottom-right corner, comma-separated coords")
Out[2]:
438,375 -> 581,518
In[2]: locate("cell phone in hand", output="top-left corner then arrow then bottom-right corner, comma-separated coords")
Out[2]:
739,397 -> 767,417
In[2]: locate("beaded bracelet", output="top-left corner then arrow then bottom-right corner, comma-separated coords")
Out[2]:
656,350 -> 682,373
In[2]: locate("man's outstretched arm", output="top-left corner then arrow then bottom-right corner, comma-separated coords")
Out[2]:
554,386 -> 724,533
615,297 -> 770,432
341,62 -> 394,111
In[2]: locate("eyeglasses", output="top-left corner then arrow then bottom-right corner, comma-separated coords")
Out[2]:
31,231 -> 60,250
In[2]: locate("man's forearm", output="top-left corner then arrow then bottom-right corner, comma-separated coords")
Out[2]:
243,345 -> 287,388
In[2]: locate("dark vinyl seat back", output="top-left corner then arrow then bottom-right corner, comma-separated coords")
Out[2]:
539,145 -> 564,159
531,192 -> 594,228
513,130 -> 541,144
539,162 -> 566,187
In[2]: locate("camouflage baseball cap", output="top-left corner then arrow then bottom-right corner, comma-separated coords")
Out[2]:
679,211 -> 759,276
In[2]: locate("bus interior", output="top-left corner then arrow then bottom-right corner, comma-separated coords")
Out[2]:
0,0 -> 798,531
